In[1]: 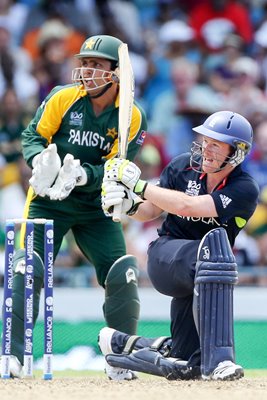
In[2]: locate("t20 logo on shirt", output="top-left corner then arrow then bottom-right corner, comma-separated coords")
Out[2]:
185,180 -> 201,196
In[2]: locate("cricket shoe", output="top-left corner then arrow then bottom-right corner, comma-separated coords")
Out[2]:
202,360 -> 244,381
98,327 -> 138,381
0,355 -> 23,378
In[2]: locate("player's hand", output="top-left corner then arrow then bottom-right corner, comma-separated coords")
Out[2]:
104,158 -> 147,197
101,180 -> 143,217
47,154 -> 87,201
29,143 -> 61,197
104,158 -> 141,190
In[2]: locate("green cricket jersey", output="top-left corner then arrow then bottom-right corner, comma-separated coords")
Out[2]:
22,83 -> 147,200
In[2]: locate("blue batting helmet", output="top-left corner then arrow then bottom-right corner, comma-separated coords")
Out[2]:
192,111 -> 253,168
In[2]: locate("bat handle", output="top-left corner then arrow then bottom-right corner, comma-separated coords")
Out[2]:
112,203 -> 122,223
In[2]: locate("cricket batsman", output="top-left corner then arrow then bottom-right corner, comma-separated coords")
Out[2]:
99,111 -> 259,380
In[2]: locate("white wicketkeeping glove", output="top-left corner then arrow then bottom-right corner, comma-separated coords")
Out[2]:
47,154 -> 87,201
104,158 -> 147,197
29,143 -> 61,197
101,180 -> 143,217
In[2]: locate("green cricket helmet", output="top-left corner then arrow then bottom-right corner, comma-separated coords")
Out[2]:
75,35 -> 122,67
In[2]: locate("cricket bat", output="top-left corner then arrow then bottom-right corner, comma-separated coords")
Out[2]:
112,43 -> 135,222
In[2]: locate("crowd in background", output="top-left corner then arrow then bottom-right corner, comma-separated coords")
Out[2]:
1,0 -> 267,286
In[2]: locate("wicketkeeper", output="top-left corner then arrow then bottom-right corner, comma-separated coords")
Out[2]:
99,111 -> 259,380
3,35 -> 147,379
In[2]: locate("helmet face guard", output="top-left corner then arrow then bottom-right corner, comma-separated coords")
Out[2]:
72,35 -> 122,93
190,141 -> 237,173
72,67 -> 118,93
190,111 -> 253,173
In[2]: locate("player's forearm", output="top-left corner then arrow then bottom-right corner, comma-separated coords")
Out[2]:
143,183 -> 217,218
130,199 -> 163,222
82,162 -> 105,191
22,126 -> 48,167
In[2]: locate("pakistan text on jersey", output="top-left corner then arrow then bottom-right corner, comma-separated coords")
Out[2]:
68,129 -> 112,151
176,215 -> 227,227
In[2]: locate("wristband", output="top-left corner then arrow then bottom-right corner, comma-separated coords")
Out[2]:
127,198 -> 144,216
134,179 -> 148,200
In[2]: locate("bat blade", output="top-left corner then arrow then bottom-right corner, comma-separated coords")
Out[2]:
118,43 -> 135,158
113,43 -> 135,222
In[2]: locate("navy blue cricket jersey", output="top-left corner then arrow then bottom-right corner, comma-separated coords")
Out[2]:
158,153 -> 259,246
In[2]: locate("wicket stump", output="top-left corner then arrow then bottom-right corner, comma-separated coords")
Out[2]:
1,218 -> 54,380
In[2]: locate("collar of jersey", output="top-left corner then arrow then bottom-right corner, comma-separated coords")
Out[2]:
199,164 -> 242,191
115,92 -> 120,108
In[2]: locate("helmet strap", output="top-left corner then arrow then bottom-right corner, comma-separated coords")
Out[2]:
229,148 -> 245,166
87,82 -> 113,99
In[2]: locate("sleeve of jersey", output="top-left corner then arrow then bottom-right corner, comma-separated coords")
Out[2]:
210,177 -> 259,227
21,86 -> 81,166
159,157 -> 183,190
104,102 -> 147,162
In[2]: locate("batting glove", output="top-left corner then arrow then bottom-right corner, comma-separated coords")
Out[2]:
104,158 -> 147,198
29,143 -> 61,197
47,154 -> 87,201
101,180 -> 143,217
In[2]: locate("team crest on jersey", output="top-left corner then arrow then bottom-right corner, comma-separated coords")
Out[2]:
107,127 -> 118,139
185,180 -> 201,196
136,130 -> 147,145
69,112 -> 83,126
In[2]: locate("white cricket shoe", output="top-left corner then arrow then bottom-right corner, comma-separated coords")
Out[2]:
98,327 -> 138,381
0,355 -> 23,378
104,361 -> 137,381
202,360 -> 244,381
98,327 -> 116,355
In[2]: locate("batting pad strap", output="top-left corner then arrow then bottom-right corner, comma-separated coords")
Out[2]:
156,357 -> 201,380
123,335 -> 141,354
106,348 -> 201,380
150,336 -> 170,351
195,270 -> 238,285
106,348 -> 164,377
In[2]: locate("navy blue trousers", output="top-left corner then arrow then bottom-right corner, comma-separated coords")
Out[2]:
147,235 -> 200,360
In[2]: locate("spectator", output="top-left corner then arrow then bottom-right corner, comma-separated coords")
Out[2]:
203,33 -> 245,95
0,156 -> 31,224
254,20 -> 267,95
0,88 -> 29,163
245,186 -> 267,279
22,17 -> 86,62
108,0 -> 144,51
0,22 -> 38,112
142,19 -> 199,113
149,57 -> 222,159
243,119 -> 267,191
238,120 -> 267,281
188,0 -> 253,52
0,0 -> 29,46
221,56 -> 267,126
31,19 -> 81,101
21,0 -> 90,38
